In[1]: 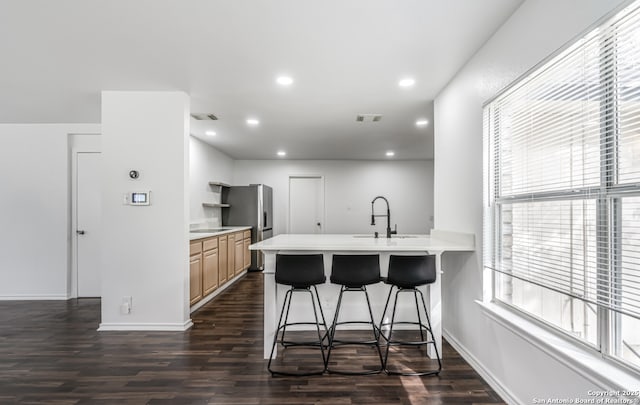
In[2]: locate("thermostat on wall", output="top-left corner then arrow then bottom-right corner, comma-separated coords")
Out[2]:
124,191 -> 151,206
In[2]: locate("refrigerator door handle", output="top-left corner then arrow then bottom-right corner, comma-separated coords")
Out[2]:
264,211 -> 267,228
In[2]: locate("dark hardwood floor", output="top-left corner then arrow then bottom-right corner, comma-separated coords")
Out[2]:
0,272 -> 505,404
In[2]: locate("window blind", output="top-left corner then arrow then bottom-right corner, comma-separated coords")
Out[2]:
485,1 -> 640,320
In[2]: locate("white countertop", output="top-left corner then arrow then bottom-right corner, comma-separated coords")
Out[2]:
189,226 -> 251,241
249,231 -> 475,253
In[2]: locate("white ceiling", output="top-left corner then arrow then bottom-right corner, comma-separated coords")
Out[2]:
0,0 -> 523,160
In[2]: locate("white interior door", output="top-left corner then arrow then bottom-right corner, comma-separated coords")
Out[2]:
289,176 -> 324,234
76,152 -> 101,297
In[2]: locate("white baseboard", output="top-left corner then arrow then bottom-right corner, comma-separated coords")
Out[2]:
0,294 -> 69,300
443,328 -> 521,405
98,320 -> 194,332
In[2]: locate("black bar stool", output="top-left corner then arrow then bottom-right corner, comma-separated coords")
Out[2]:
268,254 -> 329,376
379,255 -> 441,376
325,254 -> 384,375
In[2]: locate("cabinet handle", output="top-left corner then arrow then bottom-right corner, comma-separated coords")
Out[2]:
76,230 -> 85,235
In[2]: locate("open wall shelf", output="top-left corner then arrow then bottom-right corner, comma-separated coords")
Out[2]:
203,203 -> 230,208
209,182 -> 231,188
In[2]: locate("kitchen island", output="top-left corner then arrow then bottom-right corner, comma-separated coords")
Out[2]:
250,230 -> 475,359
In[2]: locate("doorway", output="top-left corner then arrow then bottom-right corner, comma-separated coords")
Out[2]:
70,134 -> 101,298
289,176 -> 325,234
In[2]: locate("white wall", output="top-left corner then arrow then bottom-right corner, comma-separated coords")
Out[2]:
434,0 -> 632,402
189,136 -> 234,225
100,91 -> 191,330
0,124 -> 100,299
233,160 -> 433,235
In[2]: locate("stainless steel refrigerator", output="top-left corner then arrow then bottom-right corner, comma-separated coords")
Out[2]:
222,184 -> 273,271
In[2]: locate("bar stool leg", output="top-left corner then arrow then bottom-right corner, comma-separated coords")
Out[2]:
280,287 -> 295,347
268,288 -> 293,371
382,286 -> 400,372
378,284 -> 394,343
414,289 -> 425,343
268,287 -> 328,376
309,287 -> 328,368
363,286 -> 385,367
416,288 -> 442,373
381,287 -> 442,376
326,286 -> 384,375
324,285 -> 345,369
312,285 -> 329,345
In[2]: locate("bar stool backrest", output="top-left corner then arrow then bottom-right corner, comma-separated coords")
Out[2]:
330,254 -> 380,287
387,255 -> 436,288
275,254 -> 326,287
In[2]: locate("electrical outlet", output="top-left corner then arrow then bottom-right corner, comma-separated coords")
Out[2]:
120,296 -> 132,315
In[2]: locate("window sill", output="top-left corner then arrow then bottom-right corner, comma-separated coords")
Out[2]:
476,300 -> 640,391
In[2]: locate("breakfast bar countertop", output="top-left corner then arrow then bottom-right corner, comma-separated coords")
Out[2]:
249,232 -> 474,253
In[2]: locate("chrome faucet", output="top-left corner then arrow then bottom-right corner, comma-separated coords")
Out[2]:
371,196 -> 397,238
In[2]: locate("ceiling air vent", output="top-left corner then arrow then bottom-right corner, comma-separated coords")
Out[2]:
356,114 -> 382,122
191,113 -> 219,121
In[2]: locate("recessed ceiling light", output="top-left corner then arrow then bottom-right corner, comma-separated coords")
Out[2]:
386,151 -> 395,157
205,130 -> 216,136
276,76 -> 293,86
398,78 -> 415,87
416,119 -> 429,127
277,150 -> 286,157
246,118 -> 260,126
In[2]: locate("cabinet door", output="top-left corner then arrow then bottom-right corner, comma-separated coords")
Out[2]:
218,236 -> 228,285
227,233 -> 235,280
189,253 -> 203,306
202,247 -> 219,296
243,237 -> 251,270
235,237 -> 244,275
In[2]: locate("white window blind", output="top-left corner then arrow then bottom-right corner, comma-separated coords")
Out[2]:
485,1 -> 640,320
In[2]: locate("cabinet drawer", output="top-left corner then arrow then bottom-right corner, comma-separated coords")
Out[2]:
243,230 -> 251,239
190,241 -> 202,255
203,237 -> 218,251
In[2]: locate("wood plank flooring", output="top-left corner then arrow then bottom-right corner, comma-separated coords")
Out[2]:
0,272 -> 505,404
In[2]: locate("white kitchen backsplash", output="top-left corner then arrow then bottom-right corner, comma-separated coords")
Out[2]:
189,216 -> 222,230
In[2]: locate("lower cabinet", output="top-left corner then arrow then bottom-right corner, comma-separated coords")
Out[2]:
190,229 -> 252,307
227,233 -> 236,281
218,236 -> 228,285
189,242 -> 203,306
202,247 -> 219,296
243,231 -> 251,270
235,234 -> 244,275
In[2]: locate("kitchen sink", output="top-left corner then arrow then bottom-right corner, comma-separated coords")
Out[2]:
190,228 -> 227,233
353,235 -> 419,239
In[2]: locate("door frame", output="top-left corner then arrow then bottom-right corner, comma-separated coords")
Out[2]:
287,175 -> 326,234
69,134 -> 101,298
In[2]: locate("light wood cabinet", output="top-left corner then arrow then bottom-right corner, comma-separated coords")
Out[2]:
235,233 -> 244,275
189,242 -> 203,306
190,228 -> 252,307
227,233 -> 236,280
190,241 -> 202,256
243,237 -> 251,270
218,235 -> 228,285
202,246 -> 219,296
203,237 -> 218,251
